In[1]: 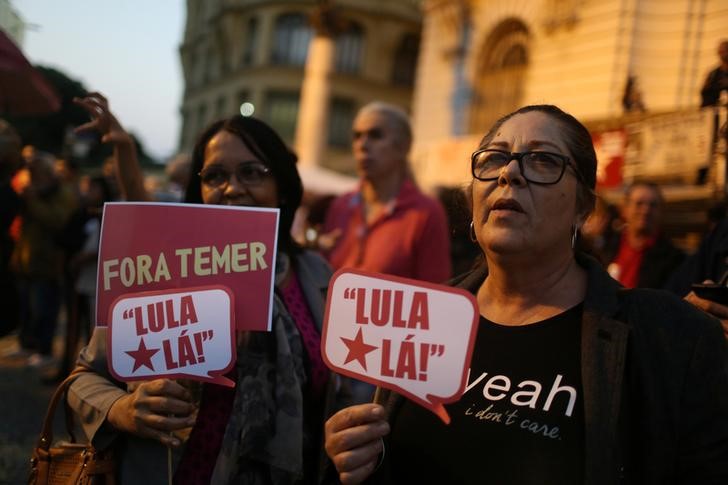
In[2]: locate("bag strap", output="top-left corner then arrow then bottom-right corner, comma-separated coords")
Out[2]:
35,365 -> 92,452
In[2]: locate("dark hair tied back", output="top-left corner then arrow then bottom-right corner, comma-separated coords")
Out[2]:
478,105 -> 597,217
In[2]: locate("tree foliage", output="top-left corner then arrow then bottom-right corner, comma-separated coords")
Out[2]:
5,65 -> 157,168
5,65 -> 88,155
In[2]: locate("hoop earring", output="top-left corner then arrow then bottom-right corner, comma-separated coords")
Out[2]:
571,224 -> 578,250
469,221 -> 477,242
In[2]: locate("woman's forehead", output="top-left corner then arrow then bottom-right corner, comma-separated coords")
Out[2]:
203,130 -> 260,166
487,112 -> 568,152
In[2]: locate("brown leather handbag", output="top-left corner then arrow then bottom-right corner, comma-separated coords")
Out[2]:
28,371 -> 116,485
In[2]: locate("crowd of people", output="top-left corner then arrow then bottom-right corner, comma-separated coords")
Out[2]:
0,128 -> 106,375
0,38 -> 727,485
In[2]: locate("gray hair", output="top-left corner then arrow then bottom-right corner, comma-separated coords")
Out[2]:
624,181 -> 664,206
357,102 -> 412,148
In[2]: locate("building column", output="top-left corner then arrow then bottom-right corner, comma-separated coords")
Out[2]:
294,31 -> 335,168
450,1 -> 472,136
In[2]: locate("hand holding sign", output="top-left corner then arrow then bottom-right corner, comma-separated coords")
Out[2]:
322,270 -> 479,424
324,403 -> 389,485
107,378 -> 196,448
108,286 -> 236,387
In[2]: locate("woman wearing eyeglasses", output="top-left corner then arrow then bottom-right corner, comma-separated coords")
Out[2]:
324,105 -> 728,484
66,94 -> 350,484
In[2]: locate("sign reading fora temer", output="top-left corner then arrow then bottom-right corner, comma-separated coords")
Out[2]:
102,242 -> 269,290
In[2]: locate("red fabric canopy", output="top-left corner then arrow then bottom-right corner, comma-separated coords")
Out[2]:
0,29 -> 60,116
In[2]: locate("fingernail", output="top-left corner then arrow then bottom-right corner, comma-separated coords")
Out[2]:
372,406 -> 384,417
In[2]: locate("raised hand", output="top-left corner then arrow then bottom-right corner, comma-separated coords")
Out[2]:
73,92 -> 132,145
73,91 -> 149,200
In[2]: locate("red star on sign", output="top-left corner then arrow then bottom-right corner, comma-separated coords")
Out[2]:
341,328 -> 378,371
125,338 -> 160,372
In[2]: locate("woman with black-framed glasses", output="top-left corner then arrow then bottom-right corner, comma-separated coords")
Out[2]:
324,105 -> 728,484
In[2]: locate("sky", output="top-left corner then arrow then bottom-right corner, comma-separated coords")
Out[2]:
12,0 -> 185,161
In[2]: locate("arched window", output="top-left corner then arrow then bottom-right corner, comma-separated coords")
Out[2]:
272,13 -> 312,66
328,97 -> 356,147
264,91 -> 300,141
216,95 -> 227,118
468,20 -> 530,134
180,108 -> 191,148
197,103 -> 208,134
185,50 -> 197,87
242,16 -> 259,67
194,47 -> 205,87
335,22 -> 364,74
204,46 -> 218,83
392,33 -> 420,86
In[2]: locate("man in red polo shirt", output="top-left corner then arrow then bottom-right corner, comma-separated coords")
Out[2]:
321,102 -> 451,284
606,182 -> 683,288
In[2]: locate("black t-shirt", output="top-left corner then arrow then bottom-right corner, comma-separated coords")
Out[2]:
389,304 -> 585,485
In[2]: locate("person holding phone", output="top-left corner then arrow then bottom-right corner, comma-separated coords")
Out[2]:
686,286 -> 728,341
666,217 -> 728,340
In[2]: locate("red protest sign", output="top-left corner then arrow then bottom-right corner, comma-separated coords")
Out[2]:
108,286 -> 236,386
96,202 -> 278,331
322,269 -> 479,424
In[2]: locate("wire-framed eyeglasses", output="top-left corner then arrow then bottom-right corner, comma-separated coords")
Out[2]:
198,161 -> 271,188
471,149 -> 579,185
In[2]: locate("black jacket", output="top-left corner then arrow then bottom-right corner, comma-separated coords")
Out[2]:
603,233 -> 684,289
666,218 -> 728,296
371,255 -> 728,485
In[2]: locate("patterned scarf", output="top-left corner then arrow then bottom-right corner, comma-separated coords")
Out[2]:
210,252 -> 309,484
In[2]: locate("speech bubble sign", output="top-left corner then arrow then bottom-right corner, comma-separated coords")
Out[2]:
107,285 -> 236,387
322,269 -> 479,424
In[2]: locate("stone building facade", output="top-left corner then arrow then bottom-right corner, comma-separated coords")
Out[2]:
179,0 -> 421,173
410,0 -> 728,190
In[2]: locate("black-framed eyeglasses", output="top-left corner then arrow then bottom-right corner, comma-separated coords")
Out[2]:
198,161 -> 271,188
471,149 -> 579,185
